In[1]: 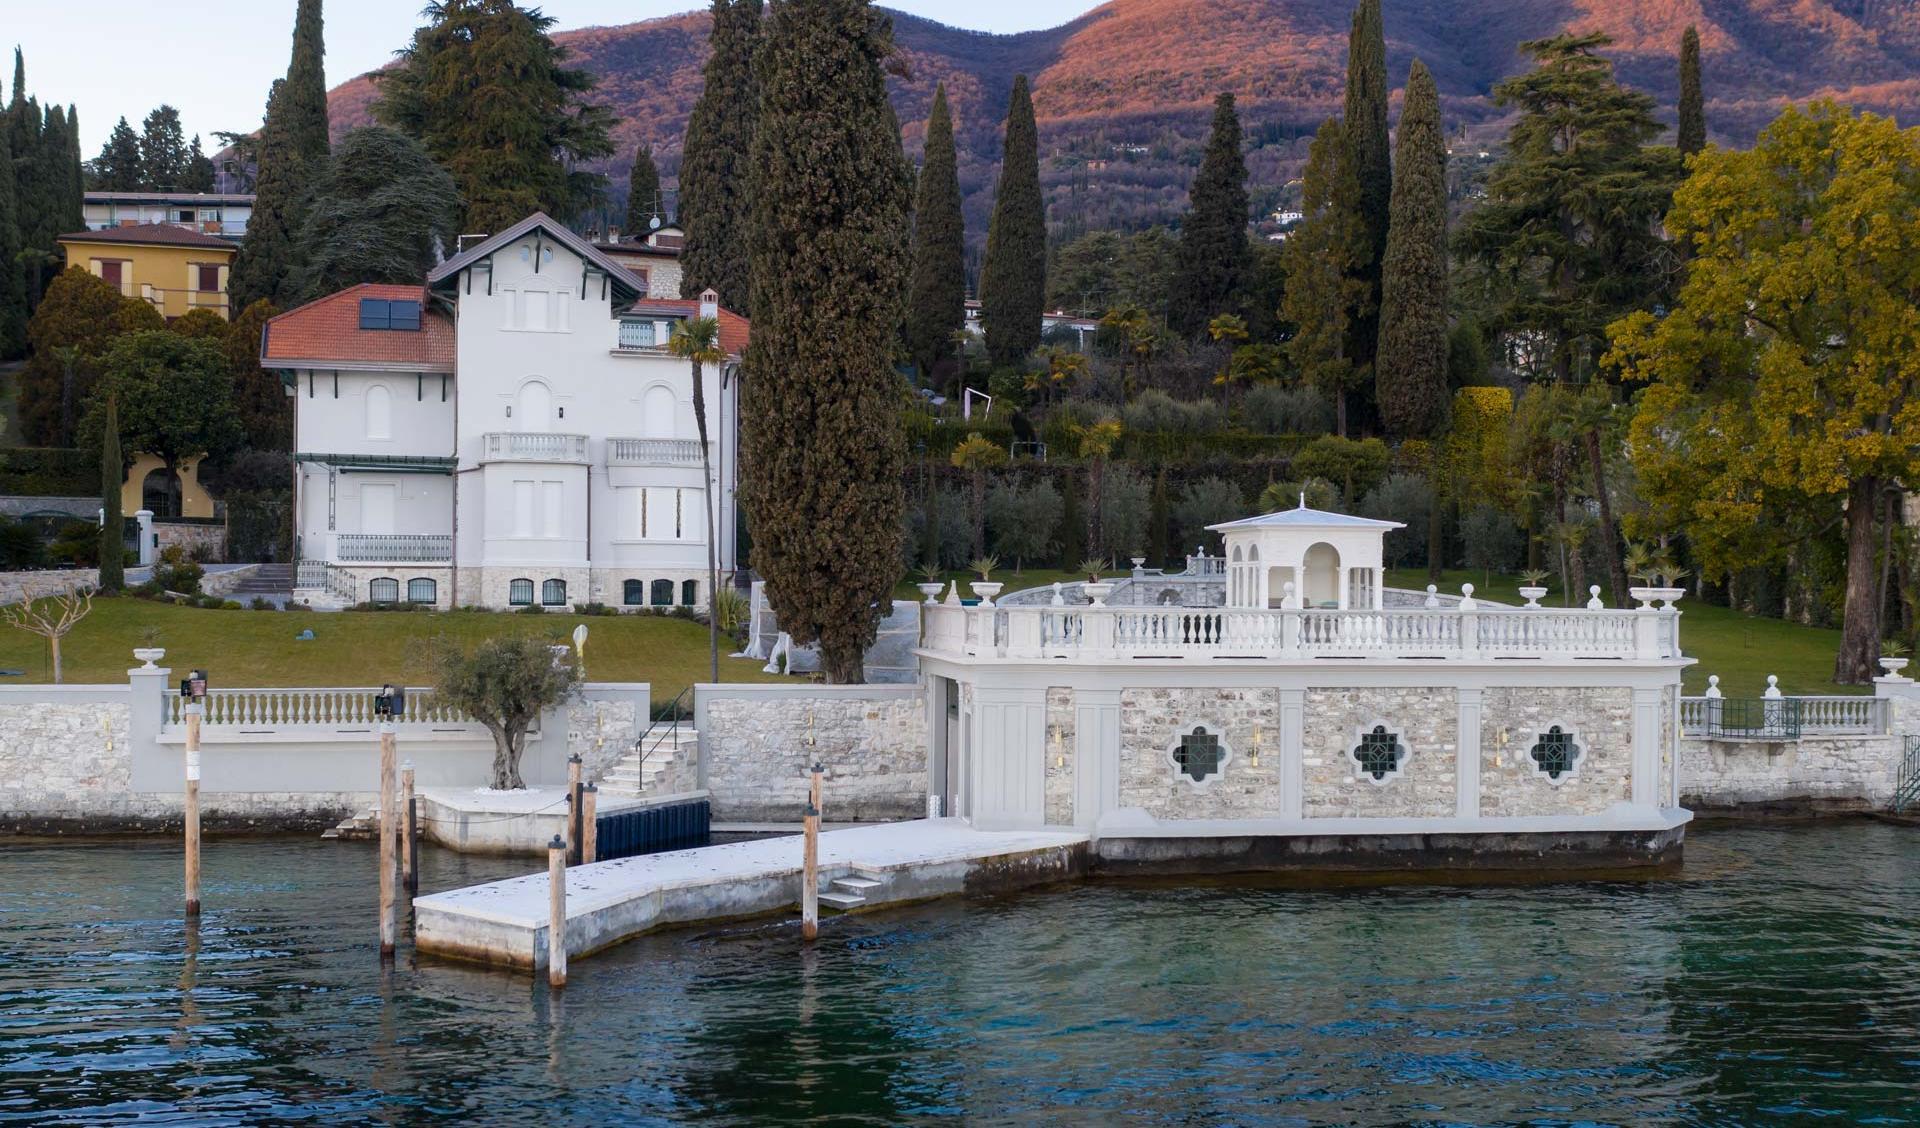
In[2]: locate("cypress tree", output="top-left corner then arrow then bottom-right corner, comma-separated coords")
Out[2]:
741,0 -> 912,683
679,0 -> 761,307
233,0 -> 330,308
61,106 -> 83,235
1375,60 -> 1449,439
1147,469 -> 1170,569
139,105 -> 190,190
183,135 -> 216,193
1341,0 -> 1390,377
981,75 -> 1045,367
904,83 -> 966,382
1677,25 -> 1705,156
99,395 -> 123,592
0,131 -> 23,358
95,118 -> 146,191
1168,92 -> 1251,337
625,144 -> 661,235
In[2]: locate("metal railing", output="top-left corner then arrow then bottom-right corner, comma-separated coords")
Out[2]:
168,686 -> 475,727
294,560 -> 358,602
1680,695 -> 1888,738
1896,735 -> 1920,814
607,437 -> 705,466
482,432 -> 590,462
335,533 -> 453,563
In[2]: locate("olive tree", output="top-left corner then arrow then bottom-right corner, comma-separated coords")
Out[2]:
431,634 -> 581,790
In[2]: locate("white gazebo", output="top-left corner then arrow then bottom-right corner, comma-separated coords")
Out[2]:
1210,500 -> 1404,611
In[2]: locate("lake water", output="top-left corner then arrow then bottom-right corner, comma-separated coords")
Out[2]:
3,823 -> 1919,1125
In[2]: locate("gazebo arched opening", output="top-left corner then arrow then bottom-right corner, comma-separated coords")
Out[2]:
1303,542 -> 1341,608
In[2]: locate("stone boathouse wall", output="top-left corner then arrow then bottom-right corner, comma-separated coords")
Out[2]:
694,683 -> 927,824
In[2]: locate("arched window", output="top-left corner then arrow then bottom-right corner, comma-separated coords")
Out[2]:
407,577 -> 437,604
508,578 -> 534,606
681,579 -> 698,606
366,384 -> 392,440
542,578 -> 567,606
651,578 -> 673,606
623,579 -> 645,606
368,577 -> 399,604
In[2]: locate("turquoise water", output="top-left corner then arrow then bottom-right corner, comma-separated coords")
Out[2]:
3,823 -> 1919,1124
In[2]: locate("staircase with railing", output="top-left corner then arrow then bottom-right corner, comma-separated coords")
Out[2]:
602,687 -> 699,794
1896,735 -> 1920,814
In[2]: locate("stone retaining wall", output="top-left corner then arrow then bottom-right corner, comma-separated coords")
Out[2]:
696,684 -> 926,822
1680,733 -> 1902,812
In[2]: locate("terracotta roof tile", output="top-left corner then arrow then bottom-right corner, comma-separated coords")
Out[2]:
261,283 -> 455,371
58,223 -> 238,250
625,298 -> 751,357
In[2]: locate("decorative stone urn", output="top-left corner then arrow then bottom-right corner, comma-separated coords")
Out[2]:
917,582 -> 945,605
1629,586 -> 1661,609
1083,581 -> 1115,607
1645,586 -> 1687,610
1879,656 -> 1911,679
969,581 -> 1003,606
132,647 -> 165,669
1518,586 -> 1548,609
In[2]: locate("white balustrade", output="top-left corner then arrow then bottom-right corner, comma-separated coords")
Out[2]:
168,687 -> 475,728
1677,693 -> 1888,736
334,534 -> 453,563
482,432 -> 590,462
607,437 -> 707,466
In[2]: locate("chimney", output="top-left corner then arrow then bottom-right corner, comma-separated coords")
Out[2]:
699,288 -> 719,320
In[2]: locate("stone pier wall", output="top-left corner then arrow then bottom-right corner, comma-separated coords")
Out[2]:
1680,734 -> 1902,812
695,683 -> 926,823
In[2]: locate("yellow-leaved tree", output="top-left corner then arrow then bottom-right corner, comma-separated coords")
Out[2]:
1606,102 -> 1920,683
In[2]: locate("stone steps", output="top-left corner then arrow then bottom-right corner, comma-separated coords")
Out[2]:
817,871 -> 888,912
600,728 -> 699,795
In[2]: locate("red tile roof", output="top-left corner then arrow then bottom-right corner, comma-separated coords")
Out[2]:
261,284 -> 455,371
58,223 -> 238,250
625,299 -> 751,357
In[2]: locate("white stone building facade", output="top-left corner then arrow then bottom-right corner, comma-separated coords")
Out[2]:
263,213 -> 743,610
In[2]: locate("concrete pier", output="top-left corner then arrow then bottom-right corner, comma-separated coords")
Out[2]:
414,819 -> 1089,971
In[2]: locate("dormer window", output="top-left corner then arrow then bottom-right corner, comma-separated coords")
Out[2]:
360,298 -> 421,331
619,319 -> 658,349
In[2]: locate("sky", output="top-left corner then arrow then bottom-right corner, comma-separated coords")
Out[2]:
14,1 -> 1107,156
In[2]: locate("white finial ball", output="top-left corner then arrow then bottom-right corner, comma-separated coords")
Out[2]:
1462,583 -> 1474,596
1586,585 -> 1604,610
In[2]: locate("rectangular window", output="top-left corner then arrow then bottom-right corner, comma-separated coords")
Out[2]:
524,289 -> 549,332
512,480 -> 534,537
176,209 -> 195,223
619,320 -> 656,349
195,264 -> 220,292
98,260 -> 123,287
541,481 -> 562,539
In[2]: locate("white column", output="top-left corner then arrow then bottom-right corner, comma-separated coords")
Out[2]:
1279,688 -> 1305,819
1632,686 -> 1662,808
135,510 -> 155,566
1075,689 -> 1121,830
1456,688 -> 1482,819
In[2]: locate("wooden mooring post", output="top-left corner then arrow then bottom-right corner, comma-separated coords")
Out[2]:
801,760 -> 823,942
183,702 -> 202,918
581,783 -> 598,865
401,760 -> 417,897
378,722 -> 398,959
547,834 -> 568,988
566,754 -> 584,866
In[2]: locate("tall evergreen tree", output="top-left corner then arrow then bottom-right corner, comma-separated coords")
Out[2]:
8,52 -> 54,306
980,74 -> 1045,366
904,83 -> 965,381
232,1 -> 331,309
1375,60 -> 1449,439
1282,119 -> 1370,437
1168,92 -> 1251,337
679,0 -> 761,307
182,135 -> 216,192
98,394 -> 123,592
60,105 -> 83,235
0,130 -> 23,358
742,0 -> 912,683
1340,0 -> 1390,380
376,0 -> 613,234
292,127 -> 460,300
625,144 -> 661,235
139,105 -> 190,189
1677,25 -> 1705,156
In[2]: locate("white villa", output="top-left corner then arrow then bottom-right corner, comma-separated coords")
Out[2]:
915,501 -> 1693,868
262,213 -> 745,610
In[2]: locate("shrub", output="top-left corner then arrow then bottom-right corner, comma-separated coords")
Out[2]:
711,585 -> 750,634
572,602 -> 620,616
0,448 -> 101,496
0,518 -> 45,570
1258,477 -> 1340,512
1460,504 -> 1523,579
986,476 -> 1063,570
151,545 -> 205,594
250,596 -> 278,611
1173,476 -> 1247,552
515,603 -> 547,614
220,600 -> 244,610
1290,435 -> 1391,505
1360,474 -> 1433,569
46,520 -> 100,567
1120,389 -> 1224,434
1242,384 -> 1334,436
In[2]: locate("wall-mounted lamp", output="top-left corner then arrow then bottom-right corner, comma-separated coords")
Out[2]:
1250,724 -> 1263,769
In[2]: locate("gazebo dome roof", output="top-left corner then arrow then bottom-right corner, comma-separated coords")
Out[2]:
1208,501 -> 1405,534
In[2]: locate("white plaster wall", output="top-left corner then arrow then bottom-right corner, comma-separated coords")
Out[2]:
293,368 -> 455,458
1479,686 -> 1634,817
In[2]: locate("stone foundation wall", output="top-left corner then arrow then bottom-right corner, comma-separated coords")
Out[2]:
1480,687 -> 1633,817
1119,686 -> 1282,819
697,686 -> 926,822
154,521 -> 226,562
1680,734 -> 1901,811
0,695 -> 132,817
0,569 -> 103,605
1045,687 -> 1074,826
567,693 -> 644,783
1303,687 -> 1456,818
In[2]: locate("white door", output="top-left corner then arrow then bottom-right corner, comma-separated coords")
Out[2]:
361,484 -> 396,535
517,382 -> 553,432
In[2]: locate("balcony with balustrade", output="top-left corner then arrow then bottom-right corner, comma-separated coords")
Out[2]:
332,533 -> 454,564
481,432 -> 591,463
606,437 -> 708,467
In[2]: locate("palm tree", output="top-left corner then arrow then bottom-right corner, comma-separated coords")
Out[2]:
1074,418 -> 1124,555
950,433 -> 1008,558
668,315 -> 727,682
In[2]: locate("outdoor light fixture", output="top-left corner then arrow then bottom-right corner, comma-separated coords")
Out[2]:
373,684 -> 405,719
179,670 -> 207,700
1251,724 -> 1263,769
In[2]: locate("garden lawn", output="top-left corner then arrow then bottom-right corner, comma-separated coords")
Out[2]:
0,598 -> 783,703
1387,569 -> 1859,697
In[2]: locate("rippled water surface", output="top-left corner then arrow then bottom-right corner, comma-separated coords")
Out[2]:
4,823 -> 1920,1124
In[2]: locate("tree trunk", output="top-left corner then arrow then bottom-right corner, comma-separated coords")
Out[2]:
1585,430 -> 1628,606
821,634 -> 866,685
1335,389 -> 1348,438
970,470 -> 986,559
489,724 -> 512,790
1087,461 -> 1103,559
50,635 -> 62,685
1835,475 -> 1885,684
692,360 -> 720,683
1425,482 -> 1443,582
506,724 -> 527,790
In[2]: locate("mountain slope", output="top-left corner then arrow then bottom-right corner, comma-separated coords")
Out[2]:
327,0 -> 1920,240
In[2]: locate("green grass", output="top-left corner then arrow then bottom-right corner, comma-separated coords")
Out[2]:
1387,568 -> 1856,697
0,597 -> 784,703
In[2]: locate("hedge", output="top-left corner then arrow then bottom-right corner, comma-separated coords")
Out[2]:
0,448 -> 101,497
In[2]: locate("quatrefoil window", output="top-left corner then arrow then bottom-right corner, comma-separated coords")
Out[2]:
1174,727 -> 1224,783
1529,725 -> 1583,781
1353,725 -> 1405,781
